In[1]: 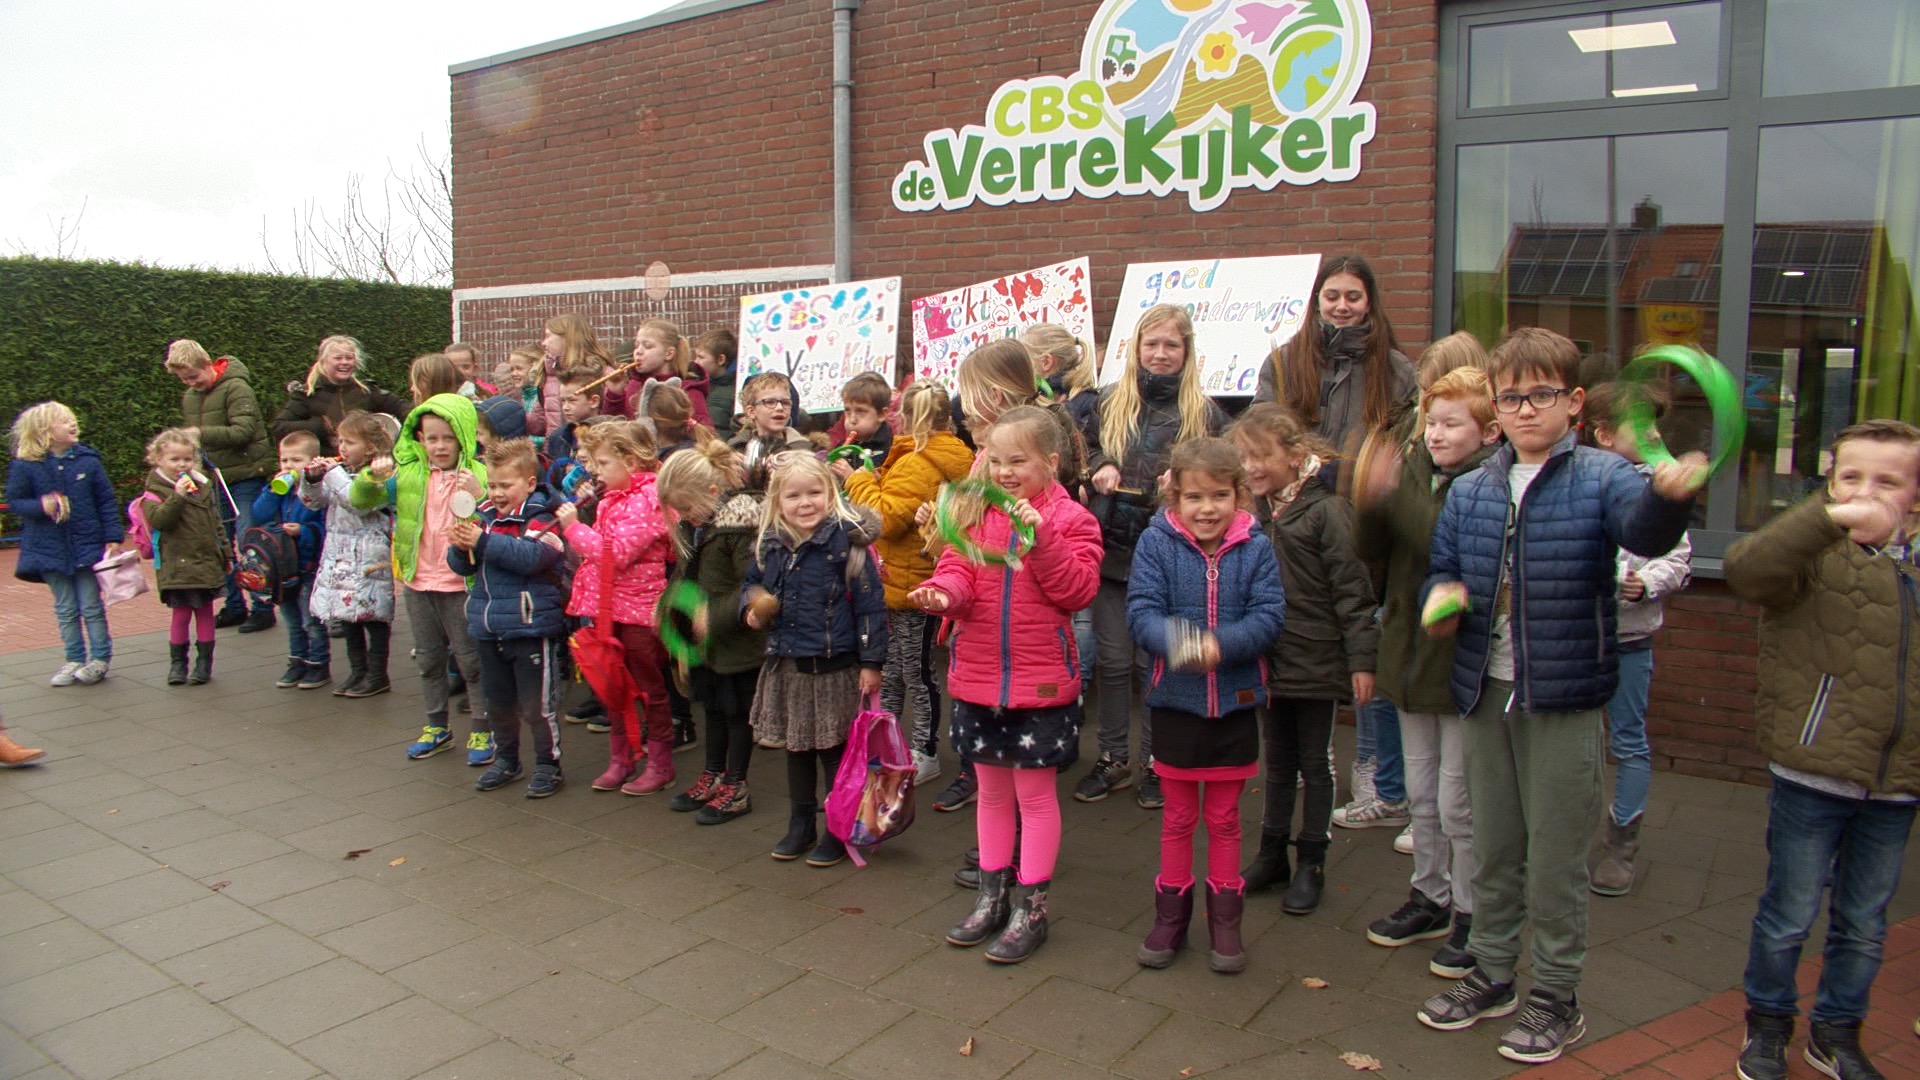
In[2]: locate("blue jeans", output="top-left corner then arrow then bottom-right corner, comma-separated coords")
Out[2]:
1744,776 -> 1916,1022
282,579 -> 328,666
220,477 -> 267,614
1357,697 -> 1407,803
1605,646 -> 1654,825
1072,605 -> 1095,683
45,570 -> 111,664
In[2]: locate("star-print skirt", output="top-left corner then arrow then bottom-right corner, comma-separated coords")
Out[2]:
950,699 -> 1082,770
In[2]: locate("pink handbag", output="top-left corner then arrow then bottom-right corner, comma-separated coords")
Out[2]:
92,550 -> 150,607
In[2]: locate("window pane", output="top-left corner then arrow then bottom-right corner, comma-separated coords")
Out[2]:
1763,0 -> 1920,98
1738,118 -> 1920,528
1468,3 -> 1721,110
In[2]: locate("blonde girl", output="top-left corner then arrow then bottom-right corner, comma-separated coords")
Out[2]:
301,410 -> 397,696
6,403 -> 122,686
741,454 -> 887,868
504,346 -> 546,436
409,353 -> 466,405
840,379 -> 974,786
1022,323 -> 1100,435
273,335 -> 410,456
539,314 -> 614,437
609,318 -> 711,425
657,440 -> 767,824
143,428 -> 230,685
1079,304 -> 1227,809
553,420 -> 677,796
643,383 -> 716,460
955,340 -> 1087,487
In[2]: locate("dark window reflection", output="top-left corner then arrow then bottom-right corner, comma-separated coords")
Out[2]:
1468,3 -> 1721,110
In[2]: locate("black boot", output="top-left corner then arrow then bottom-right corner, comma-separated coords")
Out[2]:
947,867 -> 1012,946
334,630 -> 367,697
1805,1018 -> 1885,1080
166,644 -> 189,686
986,879 -> 1049,963
345,629 -> 391,698
1283,838 -> 1327,915
1737,1010 -> 1793,1080
188,641 -> 214,685
771,803 -> 817,861
1241,831 -> 1291,892
806,830 -> 847,868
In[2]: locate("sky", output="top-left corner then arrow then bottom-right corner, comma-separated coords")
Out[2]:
0,0 -> 678,279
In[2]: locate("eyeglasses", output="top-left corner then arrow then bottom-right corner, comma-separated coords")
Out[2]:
1493,388 -> 1573,414
748,398 -> 792,410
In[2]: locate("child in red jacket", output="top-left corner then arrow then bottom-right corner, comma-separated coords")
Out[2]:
911,406 -> 1102,965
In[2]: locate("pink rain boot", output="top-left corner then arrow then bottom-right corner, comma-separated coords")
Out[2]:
622,739 -> 676,796
592,730 -> 637,792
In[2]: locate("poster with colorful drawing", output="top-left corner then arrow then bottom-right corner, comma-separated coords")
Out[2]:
1099,254 -> 1319,396
911,259 -> 1095,388
738,278 -> 903,414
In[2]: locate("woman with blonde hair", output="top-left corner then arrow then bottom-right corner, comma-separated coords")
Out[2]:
272,335 -> 409,456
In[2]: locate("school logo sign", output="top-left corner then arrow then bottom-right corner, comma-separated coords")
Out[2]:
892,0 -> 1376,214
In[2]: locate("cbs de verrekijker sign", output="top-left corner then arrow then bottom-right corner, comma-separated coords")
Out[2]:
893,0 -> 1376,214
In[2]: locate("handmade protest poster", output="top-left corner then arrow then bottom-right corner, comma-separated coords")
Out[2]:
738,277 -> 903,414
911,259 -> 1094,388
1099,255 -> 1319,396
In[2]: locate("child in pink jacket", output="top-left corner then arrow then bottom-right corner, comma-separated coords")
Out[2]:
910,406 -> 1102,965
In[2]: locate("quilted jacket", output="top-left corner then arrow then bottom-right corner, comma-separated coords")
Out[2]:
741,510 -> 888,668
563,470 -> 672,627
350,394 -> 488,585
299,465 -> 394,624
271,375 -> 409,456
842,430 -> 975,608
921,480 -> 1102,709
448,485 -> 566,641
181,359 -> 275,482
1263,476 -> 1378,700
1129,509 -> 1288,718
1425,432 -> 1695,715
676,492 -> 768,676
143,469 -> 230,592
6,445 -> 123,582
1084,369 -> 1228,582
1725,495 -> 1920,796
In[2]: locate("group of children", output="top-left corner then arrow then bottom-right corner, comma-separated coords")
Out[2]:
6,296 -> 1915,1078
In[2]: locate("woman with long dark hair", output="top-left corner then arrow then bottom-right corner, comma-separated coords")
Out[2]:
1254,254 -> 1417,457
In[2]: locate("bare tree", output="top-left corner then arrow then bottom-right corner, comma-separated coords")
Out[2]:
261,138 -> 451,286
8,198 -> 87,260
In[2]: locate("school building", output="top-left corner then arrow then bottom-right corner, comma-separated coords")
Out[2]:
448,0 -> 1920,784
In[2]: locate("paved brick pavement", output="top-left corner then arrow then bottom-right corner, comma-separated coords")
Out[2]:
2,613 -> 1918,1079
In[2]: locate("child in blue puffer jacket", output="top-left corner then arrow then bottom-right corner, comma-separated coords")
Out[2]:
251,431 -> 329,690
448,438 -> 568,798
1128,438 -> 1287,977
6,402 -> 124,687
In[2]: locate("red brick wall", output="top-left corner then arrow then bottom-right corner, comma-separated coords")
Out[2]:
1647,582 -> 1767,785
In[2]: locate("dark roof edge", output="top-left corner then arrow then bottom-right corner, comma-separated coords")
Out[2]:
449,0 -> 772,76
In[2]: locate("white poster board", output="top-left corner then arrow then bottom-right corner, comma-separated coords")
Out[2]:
738,277 -> 903,414
1100,255 -> 1320,396
910,259 -> 1094,389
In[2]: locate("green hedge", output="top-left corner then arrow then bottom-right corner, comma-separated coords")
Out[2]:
0,257 -> 450,505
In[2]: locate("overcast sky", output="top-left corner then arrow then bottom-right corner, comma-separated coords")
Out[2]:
0,0 -> 676,276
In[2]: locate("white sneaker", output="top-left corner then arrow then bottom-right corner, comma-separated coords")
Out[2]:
913,750 -> 942,788
49,662 -> 84,687
74,660 -> 109,685
1334,797 -> 1412,829
1394,823 -> 1415,854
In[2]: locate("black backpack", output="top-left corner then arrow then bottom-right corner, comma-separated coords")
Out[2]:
235,525 -> 301,606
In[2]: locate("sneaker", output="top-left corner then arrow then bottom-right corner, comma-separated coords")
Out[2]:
1430,914 -> 1475,979
1367,890 -> 1453,947
1417,968 -> 1518,1031
297,664 -> 331,690
475,759 -> 525,791
465,732 -> 496,767
1497,988 -> 1585,1064
275,660 -> 307,689
214,607 -> 248,629
566,701 -> 605,724
341,673 -> 390,698
1805,1018 -> 1886,1080
1072,755 -> 1132,803
668,771 -> 722,813
74,659 -> 108,685
694,779 -> 752,825
237,608 -> 277,634
913,750 -> 943,788
526,764 -> 564,799
1135,764 -> 1164,810
673,719 -> 698,753
1737,1011 -> 1794,1080
407,726 -> 454,760
49,662 -> 84,687
586,719 -> 612,734
933,770 -> 978,812
1394,824 -> 1415,854
1334,797 -> 1411,829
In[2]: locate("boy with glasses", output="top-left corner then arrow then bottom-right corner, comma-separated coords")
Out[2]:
729,374 -> 814,487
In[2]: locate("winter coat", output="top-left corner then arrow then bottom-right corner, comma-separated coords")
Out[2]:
1129,509 -> 1287,718
6,445 -> 123,582
607,369 -> 713,429
300,464 -> 395,623
842,430 -> 975,608
544,422 -> 585,493
249,487 -> 325,573
448,486 -> 567,642
143,470 -> 230,592
1424,432 -> 1696,715
534,356 -> 568,438
272,376 -> 409,456
921,481 -> 1101,709
350,394 -> 487,585
562,470 -> 671,626
706,365 -> 737,437
1253,323 -> 1418,455
741,511 -> 888,668
1262,475 -> 1378,700
1615,462 -> 1692,643
181,359 -> 275,482
1044,374 -> 1101,453
1726,495 -> 1920,796
678,491 -> 769,676
1356,439 -> 1495,714
1084,369 -> 1228,582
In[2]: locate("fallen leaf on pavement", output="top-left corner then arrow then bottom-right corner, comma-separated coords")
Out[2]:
959,1037 -> 975,1057
1339,1051 -> 1383,1071
107,808 -> 120,815
838,907 -> 864,915
208,880 -> 230,891
1301,977 -> 1330,989
343,848 -> 372,860
388,857 -> 406,867
1179,1069 -> 1194,1077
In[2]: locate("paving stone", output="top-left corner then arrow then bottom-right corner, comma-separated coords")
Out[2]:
571,1005 -> 759,1080
395,856 -> 541,912
0,918 -> 116,984
0,888 -> 65,936
83,787 -> 202,830
33,986 -> 238,1080
280,810 -> 419,858
1111,1011 -> 1285,1080
870,944 -> 1047,1026
117,1028 -> 321,1080
256,875 -> 412,935
8,841 -> 158,899
100,806 -> 243,853
768,912 -> 934,986
805,867 -> 949,928
721,973 -> 911,1067
148,827 -> 296,879
0,949 -> 173,1036
13,1063 -> 77,1080
292,995 -> 493,1080
678,886 -> 838,953
0,821 -> 115,875
458,817 -> 594,867
345,777 -> 473,819
600,860 -> 748,922
158,923 -> 336,1001
26,769 -> 156,813
320,903 -> 486,973
222,956 -> 409,1043
1612,917 -> 1749,990
836,1012 -> 1032,1080
542,911 -> 707,982
467,967 -> 654,1051
389,933 -> 558,1011
1244,975 -> 1397,1043
465,879 -> 621,945
524,840 -> 663,895
111,742 -> 227,779
230,792 -> 362,838
0,802 -> 70,841
146,761 -> 262,797
981,976 -> 1168,1067
0,1023 -> 49,1078
204,850 -> 348,906
626,940 -> 805,1021
714,1047 -> 844,1080
401,793 -> 530,843
409,1038 -> 584,1080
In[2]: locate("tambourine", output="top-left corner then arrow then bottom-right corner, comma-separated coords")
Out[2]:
450,491 -> 478,520
1421,588 -> 1469,628
656,581 -> 709,666
826,445 -> 876,472
934,480 -> 1035,568
1616,346 -> 1745,476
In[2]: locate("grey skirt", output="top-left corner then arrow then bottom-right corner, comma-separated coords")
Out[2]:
749,658 -> 859,752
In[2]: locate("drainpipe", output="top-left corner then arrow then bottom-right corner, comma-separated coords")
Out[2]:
832,0 -> 859,284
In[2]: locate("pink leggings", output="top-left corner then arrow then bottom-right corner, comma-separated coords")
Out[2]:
1159,777 -> 1246,891
168,603 -> 215,646
975,763 -> 1061,886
